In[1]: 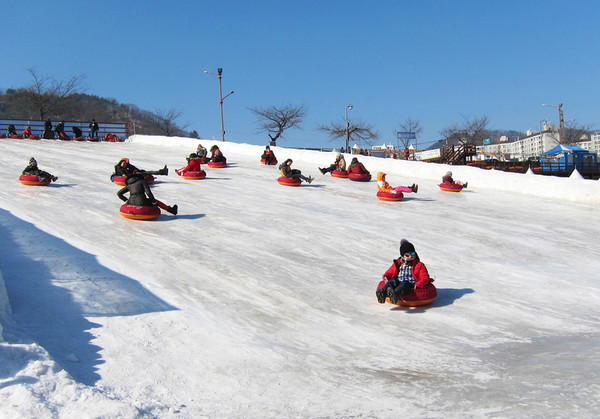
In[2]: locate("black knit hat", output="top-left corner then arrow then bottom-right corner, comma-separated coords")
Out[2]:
399,239 -> 416,256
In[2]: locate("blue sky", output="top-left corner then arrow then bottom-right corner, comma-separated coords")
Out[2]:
4,0 -> 599,148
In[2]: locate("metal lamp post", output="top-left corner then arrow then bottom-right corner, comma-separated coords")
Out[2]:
345,104 -> 353,152
205,68 -> 234,141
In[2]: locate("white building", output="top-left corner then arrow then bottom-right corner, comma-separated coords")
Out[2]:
476,129 -> 559,161
577,131 -> 600,154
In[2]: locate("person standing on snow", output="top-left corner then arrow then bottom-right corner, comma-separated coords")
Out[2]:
376,239 -> 432,304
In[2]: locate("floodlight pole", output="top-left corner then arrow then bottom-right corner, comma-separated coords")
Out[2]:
205,68 -> 234,141
542,103 -> 564,143
345,104 -> 353,152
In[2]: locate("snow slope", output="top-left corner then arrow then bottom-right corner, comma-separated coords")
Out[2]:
0,136 -> 599,418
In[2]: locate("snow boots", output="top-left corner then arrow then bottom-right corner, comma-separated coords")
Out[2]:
307,176 -> 314,184
167,205 -> 178,215
319,167 -> 326,175
411,183 -> 418,193
159,165 -> 168,176
51,176 -> 58,182
376,287 -> 387,304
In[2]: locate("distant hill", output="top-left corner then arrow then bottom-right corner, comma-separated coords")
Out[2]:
0,88 -> 194,137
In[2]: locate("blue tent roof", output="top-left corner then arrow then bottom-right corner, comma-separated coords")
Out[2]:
543,144 -> 589,155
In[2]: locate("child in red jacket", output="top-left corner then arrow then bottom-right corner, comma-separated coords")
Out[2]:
376,239 -> 432,304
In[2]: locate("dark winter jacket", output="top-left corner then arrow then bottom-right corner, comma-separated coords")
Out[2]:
279,159 -> 294,177
117,173 -> 156,206
72,126 -> 82,137
210,147 -> 226,163
22,163 -> 52,179
55,122 -> 65,134
382,256 -> 432,289
114,160 -> 141,177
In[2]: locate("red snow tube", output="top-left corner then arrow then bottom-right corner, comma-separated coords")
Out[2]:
331,170 -> 348,178
27,135 -> 41,140
439,183 -> 463,192
348,173 -> 371,182
376,281 -> 437,307
113,175 -> 155,186
261,158 -> 278,165
119,204 -> 161,220
19,174 -> 51,186
11,135 -> 22,139
182,170 -> 206,180
0,134 -> 5,139
208,161 -> 227,168
377,191 -> 404,201
73,137 -> 85,141
88,137 -> 99,142
278,176 -> 302,186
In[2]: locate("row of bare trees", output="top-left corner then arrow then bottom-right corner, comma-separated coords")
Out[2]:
4,70 -> 592,146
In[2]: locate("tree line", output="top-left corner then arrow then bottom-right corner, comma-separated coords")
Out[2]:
0,69 -> 196,138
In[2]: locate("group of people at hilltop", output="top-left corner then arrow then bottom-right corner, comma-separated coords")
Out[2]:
7,119 -> 100,140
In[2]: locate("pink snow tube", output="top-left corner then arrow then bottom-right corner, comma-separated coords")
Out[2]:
19,174 -> 51,186
119,204 -> 161,220
182,170 -> 206,180
331,170 -> 349,178
376,191 -> 404,201
208,161 -> 227,168
278,176 -> 302,186
376,281 -> 438,306
113,175 -> 155,186
439,183 -> 463,192
348,173 -> 372,182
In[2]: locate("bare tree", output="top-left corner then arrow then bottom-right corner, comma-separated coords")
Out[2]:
396,117 -> 423,149
249,104 -> 307,144
151,108 -> 189,136
22,68 -> 87,120
558,122 -> 594,145
440,114 -> 490,145
318,118 -> 380,149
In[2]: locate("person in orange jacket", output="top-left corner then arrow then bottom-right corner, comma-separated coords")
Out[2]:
22,126 -> 33,138
376,172 -> 418,194
376,239 -> 433,304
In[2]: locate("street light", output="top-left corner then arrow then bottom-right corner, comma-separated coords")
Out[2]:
542,103 -> 564,143
345,104 -> 353,152
204,68 -> 234,141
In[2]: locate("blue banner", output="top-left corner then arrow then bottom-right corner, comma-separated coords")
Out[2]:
397,131 -> 416,140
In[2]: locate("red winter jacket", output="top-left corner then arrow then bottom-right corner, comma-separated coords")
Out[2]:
177,158 -> 202,174
347,162 -> 369,175
382,256 -> 432,288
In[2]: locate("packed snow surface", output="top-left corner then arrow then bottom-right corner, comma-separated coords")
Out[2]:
0,135 -> 599,418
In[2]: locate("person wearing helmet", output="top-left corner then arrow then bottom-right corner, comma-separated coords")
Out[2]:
22,157 -> 58,182
319,152 -> 346,174
442,171 -> 468,188
376,239 -> 433,304
376,172 -> 418,194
